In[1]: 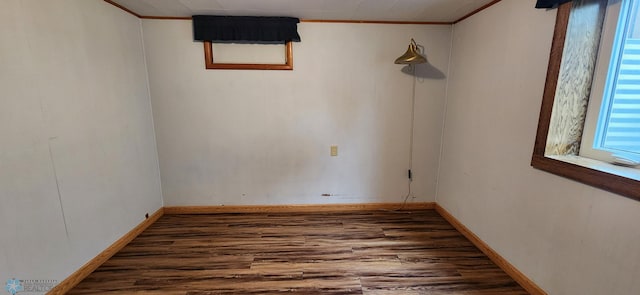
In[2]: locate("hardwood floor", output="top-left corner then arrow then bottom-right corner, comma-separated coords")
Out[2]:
69,210 -> 528,294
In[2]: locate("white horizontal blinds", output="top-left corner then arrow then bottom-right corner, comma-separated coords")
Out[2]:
602,1 -> 640,154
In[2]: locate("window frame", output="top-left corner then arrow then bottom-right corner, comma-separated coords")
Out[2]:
203,41 -> 293,70
581,0 -> 640,163
531,2 -> 640,202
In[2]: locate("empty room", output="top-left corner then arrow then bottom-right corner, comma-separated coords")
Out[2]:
2,0 -> 640,294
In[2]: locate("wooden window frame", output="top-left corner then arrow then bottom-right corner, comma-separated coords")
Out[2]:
203,41 -> 293,70
531,2 -> 640,201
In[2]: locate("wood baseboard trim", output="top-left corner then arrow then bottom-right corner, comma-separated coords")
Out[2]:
434,204 -> 547,295
164,202 -> 435,214
47,208 -> 164,295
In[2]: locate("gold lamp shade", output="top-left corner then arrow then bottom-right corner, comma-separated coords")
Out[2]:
394,38 -> 427,64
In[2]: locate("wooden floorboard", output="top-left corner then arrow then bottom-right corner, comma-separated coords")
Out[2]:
68,210 -> 528,294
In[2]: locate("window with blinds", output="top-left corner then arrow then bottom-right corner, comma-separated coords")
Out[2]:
596,0 -> 640,159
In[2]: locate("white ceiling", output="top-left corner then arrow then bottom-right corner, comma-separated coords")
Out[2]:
109,0 -> 496,23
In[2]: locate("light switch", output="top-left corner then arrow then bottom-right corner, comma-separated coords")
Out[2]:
330,145 -> 338,156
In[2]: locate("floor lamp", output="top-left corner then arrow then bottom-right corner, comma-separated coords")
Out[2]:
394,38 -> 427,206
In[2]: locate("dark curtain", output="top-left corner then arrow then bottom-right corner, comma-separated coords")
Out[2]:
536,0 -> 573,8
193,15 -> 301,44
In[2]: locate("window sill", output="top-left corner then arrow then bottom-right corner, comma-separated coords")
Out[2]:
547,154 -> 640,181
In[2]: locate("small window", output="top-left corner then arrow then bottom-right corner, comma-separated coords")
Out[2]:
193,16 -> 300,71
203,41 -> 293,70
581,0 -> 640,165
532,0 -> 640,201
593,0 -> 640,161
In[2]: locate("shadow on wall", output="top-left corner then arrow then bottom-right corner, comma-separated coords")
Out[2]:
400,63 -> 446,79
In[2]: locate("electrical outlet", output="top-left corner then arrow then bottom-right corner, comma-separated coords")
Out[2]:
330,145 -> 338,156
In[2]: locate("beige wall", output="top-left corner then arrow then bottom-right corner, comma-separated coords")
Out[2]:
438,0 -> 640,294
4,1 -> 640,293
0,0 -> 162,282
142,20 -> 452,206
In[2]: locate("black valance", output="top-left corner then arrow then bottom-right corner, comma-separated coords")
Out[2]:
193,15 -> 301,44
536,0 -> 573,8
